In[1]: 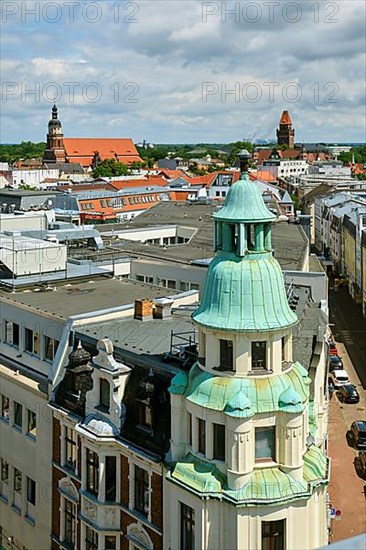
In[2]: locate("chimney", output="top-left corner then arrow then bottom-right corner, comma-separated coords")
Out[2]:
134,299 -> 154,321
153,297 -> 174,319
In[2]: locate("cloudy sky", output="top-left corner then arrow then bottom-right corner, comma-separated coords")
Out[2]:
1,0 -> 365,143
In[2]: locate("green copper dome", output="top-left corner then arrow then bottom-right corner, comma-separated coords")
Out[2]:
193,251 -> 297,331
214,173 -> 276,223
192,171 -> 298,332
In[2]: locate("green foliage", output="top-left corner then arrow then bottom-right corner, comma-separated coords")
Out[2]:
227,141 -> 253,166
339,145 -> 366,165
92,158 -> 129,178
0,141 -> 46,164
18,183 -> 38,190
355,173 -> 366,180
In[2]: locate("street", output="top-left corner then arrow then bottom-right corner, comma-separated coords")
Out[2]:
329,287 -> 366,389
327,285 -> 366,543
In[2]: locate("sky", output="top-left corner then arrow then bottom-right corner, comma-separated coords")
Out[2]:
1,0 -> 366,144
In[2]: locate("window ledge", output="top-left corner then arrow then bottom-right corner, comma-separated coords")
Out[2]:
95,404 -> 110,414
11,504 -> 21,514
13,425 -> 23,433
248,369 -> 273,376
0,494 -> 8,504
254,460 -> 277,468
25,515 -> 35,526
26,433 -> 36,441
0,417 -> 9,425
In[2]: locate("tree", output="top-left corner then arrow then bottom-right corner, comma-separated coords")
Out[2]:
92,159 -> 129,178
228,141 -> 253,166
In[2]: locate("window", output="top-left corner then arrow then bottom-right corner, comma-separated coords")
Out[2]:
5,321 -> 19,346
213,423 -> 225,461
100,199 -> 106,207
146,276 -> 154,284
198,418 -> 206,454
65,499 -> 76,546
65,427 -> 77,471
190,283 -> 200,291
129,198 -> 133,205
255,427 -> 275,462
99,379 -> 110,411
180,503 -> 195,550
26,477 -> 36,505
252,341 -> 267,370
134,466 -> 149,516
180,281 -> 190,291
138,402 -> 152,430
1,460 -> 9,483
85,526 -> 98,550
105,536 -> 116,549
27,410 -> 37,437
86,449 -> 99,496
44,336 -> 59,361
167,279 -> 176,289
220,339 -> 233,371
187,413 -> 192,446
106,199 -> 112,207
14,468 -> 22,493
105,456 -> 116,501
262,519 -> 286,550
1,395 -> 9,420
14,402 -> 22,429
24,328 -> 40,355
281,337 -> 285,362
136,274 -> 144,282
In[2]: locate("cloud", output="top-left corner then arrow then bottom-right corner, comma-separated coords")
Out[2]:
1,0 -> 365,143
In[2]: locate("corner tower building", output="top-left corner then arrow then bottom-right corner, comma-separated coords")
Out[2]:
164,154 -> 329,550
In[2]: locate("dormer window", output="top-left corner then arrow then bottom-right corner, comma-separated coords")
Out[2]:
220,339 -> 233,371
99,379 -> 110,412
252,341 -> 267,370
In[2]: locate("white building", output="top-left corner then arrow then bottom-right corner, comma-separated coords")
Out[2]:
164,171 -> 329,550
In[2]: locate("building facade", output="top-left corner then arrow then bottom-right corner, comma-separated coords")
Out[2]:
164,170 -> 329,549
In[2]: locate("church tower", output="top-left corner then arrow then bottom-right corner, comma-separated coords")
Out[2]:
277,110 -> 295,148
43,104 -> 66,164
164,151 -> 328,550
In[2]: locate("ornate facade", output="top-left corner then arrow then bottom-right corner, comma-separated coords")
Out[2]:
165,158 -> 329,549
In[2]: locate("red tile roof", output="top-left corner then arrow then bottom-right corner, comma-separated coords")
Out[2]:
280,110 -> 292,125
109,177 -> 168,190
63,138 -> 142,167
157,169 -> 187,179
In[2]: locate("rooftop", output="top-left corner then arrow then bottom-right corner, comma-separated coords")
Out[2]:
97,201 -> 308,270
0,278 -> 177,320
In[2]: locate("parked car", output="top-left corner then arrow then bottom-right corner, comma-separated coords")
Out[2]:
349,421 -> 366,450
337,384 -> 360,403
329,355 -> 343,372
330,369 -> 350,388
355,451 -> 366,478
329,341 -> 339,355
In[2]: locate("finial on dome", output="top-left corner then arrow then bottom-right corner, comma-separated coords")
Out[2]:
237,149 -> 251,175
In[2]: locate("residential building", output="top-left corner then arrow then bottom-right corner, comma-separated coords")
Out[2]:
164,167 -> 329,549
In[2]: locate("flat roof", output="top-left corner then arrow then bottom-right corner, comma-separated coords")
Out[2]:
97,202 -> 308,270
0,278 -> 176,320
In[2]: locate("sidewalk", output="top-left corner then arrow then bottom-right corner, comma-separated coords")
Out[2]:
328,341 -> 366,543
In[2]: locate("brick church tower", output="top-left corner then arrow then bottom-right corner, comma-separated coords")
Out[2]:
277,110 -> 295,148
43,104 -> 66,164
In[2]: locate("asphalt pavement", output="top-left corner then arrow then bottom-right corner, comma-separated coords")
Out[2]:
329,287 -> 366,390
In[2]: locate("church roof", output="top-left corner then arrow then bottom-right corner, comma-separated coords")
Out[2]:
63,138 -> 142,167
280,110 -> 292,125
